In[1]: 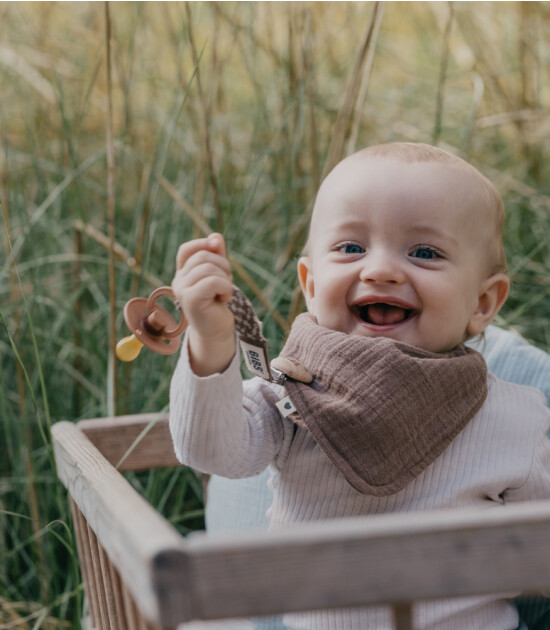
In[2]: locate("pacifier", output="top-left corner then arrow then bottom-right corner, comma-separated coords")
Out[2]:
116,287 -> 187,361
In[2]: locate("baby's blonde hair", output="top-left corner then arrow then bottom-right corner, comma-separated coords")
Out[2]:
343,142 -> 507,275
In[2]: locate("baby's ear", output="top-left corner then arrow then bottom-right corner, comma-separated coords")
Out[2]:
467,273 -> 510,337
297,257 -> 315,312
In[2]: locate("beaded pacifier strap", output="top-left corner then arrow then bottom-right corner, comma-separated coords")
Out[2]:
225,286 -> 275,382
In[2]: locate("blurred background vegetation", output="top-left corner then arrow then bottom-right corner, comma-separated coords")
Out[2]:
1,1 -> 550,626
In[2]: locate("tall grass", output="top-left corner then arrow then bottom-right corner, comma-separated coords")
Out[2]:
1,2 -> 550,626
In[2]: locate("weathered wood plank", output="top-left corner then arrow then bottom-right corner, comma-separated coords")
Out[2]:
52,421 -> 193,626
71,499 -> 101,629
122,582 -> 140,630
108,560 -> 128,630
87,521 -> 109,630
77,413 -> 179,472
176,500 -> 550,620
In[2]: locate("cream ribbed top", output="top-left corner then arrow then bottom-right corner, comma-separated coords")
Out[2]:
170,337 -> 550,630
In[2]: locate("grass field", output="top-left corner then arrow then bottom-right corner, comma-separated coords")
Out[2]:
1,2 -> 550,626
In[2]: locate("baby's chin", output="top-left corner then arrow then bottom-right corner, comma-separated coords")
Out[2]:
312,312 -> 464,353
347,325 -> 464,354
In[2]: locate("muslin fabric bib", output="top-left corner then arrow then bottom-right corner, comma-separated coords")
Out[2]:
275,313 -> 488,497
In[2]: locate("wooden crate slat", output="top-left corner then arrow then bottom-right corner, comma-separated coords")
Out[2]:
52,421 -> 194,626
71,499 -> 101,629
178,500 -> 550,620
77,413 -> 179,472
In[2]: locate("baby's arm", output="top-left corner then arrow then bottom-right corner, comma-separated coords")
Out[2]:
169,233 -> 289,478
172,233 -> 236,377
169,346 -> 287,478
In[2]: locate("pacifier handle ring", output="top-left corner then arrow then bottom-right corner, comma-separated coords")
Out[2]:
145,286 -> 187,338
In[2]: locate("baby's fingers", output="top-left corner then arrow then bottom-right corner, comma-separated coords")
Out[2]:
172,270 -> 234,339
184,275 -> 234,309
174,259 -> 233,303
176,233 -> 227,271
180,250 -> 232,297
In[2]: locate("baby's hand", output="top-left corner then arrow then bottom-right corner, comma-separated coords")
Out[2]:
172,234 -> 236,376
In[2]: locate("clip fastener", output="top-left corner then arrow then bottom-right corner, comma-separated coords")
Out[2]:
270,367 -> 287,385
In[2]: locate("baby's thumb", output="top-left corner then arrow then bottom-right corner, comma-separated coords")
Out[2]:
207,233 -> 227,258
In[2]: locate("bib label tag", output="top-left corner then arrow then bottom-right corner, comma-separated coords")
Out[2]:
240,339 -> 271,380
276,396 -> 296,418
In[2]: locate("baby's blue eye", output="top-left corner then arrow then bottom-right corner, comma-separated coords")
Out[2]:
411,247 -> 438,260
339,243 -> 364,254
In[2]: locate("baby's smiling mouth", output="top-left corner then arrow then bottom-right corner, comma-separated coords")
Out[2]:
354,302 -> 416,326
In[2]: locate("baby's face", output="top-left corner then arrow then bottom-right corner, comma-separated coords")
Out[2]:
299,157 -> 506,353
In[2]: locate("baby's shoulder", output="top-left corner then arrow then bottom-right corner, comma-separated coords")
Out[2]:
485,372 -> 549,431
487,371 -> 546,403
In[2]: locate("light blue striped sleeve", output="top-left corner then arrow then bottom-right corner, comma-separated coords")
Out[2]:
470,325 -> 550,404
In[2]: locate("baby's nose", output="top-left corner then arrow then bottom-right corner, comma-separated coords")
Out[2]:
359,251 -> 405,285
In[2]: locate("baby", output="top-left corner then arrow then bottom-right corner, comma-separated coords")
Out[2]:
170,143 -> 550,630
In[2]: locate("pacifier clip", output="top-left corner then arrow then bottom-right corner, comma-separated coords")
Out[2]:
116,284 -> 308,384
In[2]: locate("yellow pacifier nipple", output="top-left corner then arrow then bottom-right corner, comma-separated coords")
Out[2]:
116,334 -> 144,362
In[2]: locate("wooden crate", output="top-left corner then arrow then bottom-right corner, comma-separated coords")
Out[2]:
52,414 -> 550,629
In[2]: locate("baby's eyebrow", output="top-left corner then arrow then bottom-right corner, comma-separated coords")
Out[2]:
327,221 -> 457,244
330,219 -> 366,231
325,220 -> 368,238
406,225 -> 458,246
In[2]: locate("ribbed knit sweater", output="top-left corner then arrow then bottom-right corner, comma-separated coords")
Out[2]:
169,336 -> 550,630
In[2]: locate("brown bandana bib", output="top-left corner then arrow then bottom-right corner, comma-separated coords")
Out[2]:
274,313 -> 488,497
